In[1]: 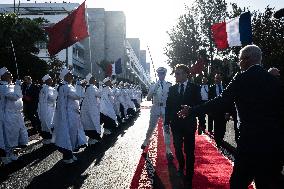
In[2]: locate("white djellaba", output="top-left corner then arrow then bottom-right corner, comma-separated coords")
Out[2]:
0,68 -> 28,163
53,68 -> 87,164
37,74 -> 57,144
80,73 -> 102,145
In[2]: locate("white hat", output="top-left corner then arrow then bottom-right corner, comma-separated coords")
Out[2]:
103,77 -> 111,84
42,74 -> 51,82
119,81 -> 124,85
0,67 -> 8,77
85,73 -> 92,83
111,79 -> 117,85
156,67 -> 167,74
59,68 -> 70,80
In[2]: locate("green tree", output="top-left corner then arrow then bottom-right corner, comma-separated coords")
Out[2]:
0,13 -> 48,81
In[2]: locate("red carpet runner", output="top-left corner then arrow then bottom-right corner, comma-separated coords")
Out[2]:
130,119 -> 255,189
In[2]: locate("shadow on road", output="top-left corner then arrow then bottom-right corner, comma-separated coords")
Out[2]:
26,112 -> 140,189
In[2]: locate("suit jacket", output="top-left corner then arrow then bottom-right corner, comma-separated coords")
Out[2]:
22,83 -> 40,110
191,65 -> 284,156
165,81 -> 201,128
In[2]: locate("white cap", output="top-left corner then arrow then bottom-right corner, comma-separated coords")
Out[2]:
124,82 -> 129,87
42,74 -> 51,82
0,67 -> 8,77
119,81 -> 124,85
156,67 -> 167,74
103,77 -> 111,84
59,68 -> 70,80
85,73 -> 92,83
111,79 -> 117,85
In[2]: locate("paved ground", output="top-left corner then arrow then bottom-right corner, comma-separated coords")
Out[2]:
0,106 -> 151,189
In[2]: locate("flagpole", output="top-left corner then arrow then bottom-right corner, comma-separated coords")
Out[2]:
146,45 -> 157,82
85,0 -> 93,75
10,39 -> 19,79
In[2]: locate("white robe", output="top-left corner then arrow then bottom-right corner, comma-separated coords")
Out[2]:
123,88 -> 136,110
0,81 -> 6,150
37,84 -> 57,133
100,86 -> 117,121
112,87 -> 121,117
2,83 -> 28,147
80,84 -> 101,133
53,83 -> 87,151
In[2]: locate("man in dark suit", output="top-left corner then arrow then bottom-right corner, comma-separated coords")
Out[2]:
208,73 -> 227,147
165,64 -> 201,188
22,76 -> 41,133
178,45 -> 284,189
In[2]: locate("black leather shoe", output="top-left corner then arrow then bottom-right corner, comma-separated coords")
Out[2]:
141,144 -> 146,150
177,169 -> 184,177
166,152 -> 174,161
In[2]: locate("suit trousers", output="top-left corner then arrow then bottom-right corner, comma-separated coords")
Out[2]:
171,120 -> 196,181
212,114 -> 226,147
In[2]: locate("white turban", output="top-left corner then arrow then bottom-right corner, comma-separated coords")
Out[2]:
59,68 -> 70,80
103,77 -> 111,84
42,74 -> 51,82
85,73 -> 92,83
0,67 -> 8,77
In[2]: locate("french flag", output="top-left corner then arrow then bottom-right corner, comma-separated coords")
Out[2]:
211,12 -> 252,50
106,58 -> 122,76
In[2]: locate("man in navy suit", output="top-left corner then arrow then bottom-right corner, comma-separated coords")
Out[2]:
178,45 -> 284,189
165,64 -> 201,188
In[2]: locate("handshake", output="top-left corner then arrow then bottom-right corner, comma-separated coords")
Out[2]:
177,105 -> 191,119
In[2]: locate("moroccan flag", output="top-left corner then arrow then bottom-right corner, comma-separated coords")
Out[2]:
45,1 -> 88,56
211,12 -> 252,50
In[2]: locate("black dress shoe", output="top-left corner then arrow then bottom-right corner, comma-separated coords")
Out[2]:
141,144 -> 146,150
166,152 -> 174,161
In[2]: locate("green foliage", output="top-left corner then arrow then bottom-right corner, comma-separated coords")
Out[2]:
166,0 -> 284,82
0,13 -> 49,81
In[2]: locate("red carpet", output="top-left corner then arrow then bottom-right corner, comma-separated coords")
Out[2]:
130,119 -> 255,189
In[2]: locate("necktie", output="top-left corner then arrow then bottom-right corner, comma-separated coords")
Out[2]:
218,84 -> 222,95
180,83 -> 184,95
160,81 -> 163,89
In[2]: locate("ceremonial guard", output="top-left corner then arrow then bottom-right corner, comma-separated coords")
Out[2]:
0,67 -> 28,162
100,77 -> 117,134
111,79 -> 123,124
54,68 -> 87,164
81,74 -> 102,145
0,67 -> 8,164
123,82 -> 136,117
37,74 -> 57,145
117,81 -> 127,121
141,67 -> 174,161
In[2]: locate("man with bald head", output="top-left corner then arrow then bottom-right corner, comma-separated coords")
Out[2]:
178,45 -> 284,188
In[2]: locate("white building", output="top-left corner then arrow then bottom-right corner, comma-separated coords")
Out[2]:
0,2 -> 86,78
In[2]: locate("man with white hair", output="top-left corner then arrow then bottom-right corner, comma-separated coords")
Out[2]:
0,67 -> 28,162
37,74 -> 57,145
81,73 -> 102,145
141,67 -> 174,161
53,68 -> 87,164
178,45 -> 284,188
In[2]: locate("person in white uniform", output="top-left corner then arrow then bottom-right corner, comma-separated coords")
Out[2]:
53,68 -> 87,164
100,77 -> 117,134
111,79 -> 123,124
1,68 -> 28,162
141,67 -> 174,161
0,67 -> 9,164
37,74 -> 57,145
81,73 -> 102,145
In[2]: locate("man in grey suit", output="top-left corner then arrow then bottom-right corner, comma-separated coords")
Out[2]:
178,45 -> 284,189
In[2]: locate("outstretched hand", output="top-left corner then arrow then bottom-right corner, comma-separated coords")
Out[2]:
177,105 -> 191,118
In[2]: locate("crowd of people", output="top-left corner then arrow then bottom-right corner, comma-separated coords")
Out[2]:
0,67 -> 142,165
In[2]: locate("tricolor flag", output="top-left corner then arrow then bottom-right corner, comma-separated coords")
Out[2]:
45,1 -> 89,56
106,58 -> 122,76
211,12 -> 252,50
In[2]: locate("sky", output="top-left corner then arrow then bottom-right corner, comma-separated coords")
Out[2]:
2,0 -> 284,82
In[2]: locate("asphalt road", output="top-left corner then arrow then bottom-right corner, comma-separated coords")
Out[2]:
0,107 -> 151,189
